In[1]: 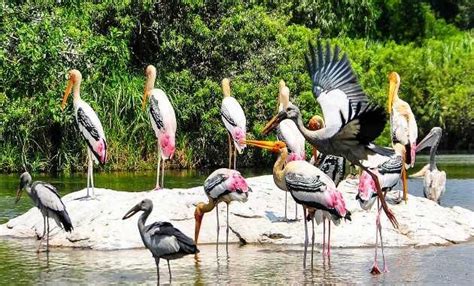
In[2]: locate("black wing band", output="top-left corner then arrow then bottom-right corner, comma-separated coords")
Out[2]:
221,106 -> 237,127
150,99 -> 164,130
285,172 -> 324,193
77,108 -> 100,141
204,173 -> 228,194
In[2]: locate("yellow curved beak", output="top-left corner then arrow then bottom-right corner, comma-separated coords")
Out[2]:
387,76 -> 397,114
242,139 -> 285,153
61,79 -> 73,111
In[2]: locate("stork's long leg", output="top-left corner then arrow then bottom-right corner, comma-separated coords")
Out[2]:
227,134 -> 232,169
303,207 -> 308,268
46,218 -> 50,253
86,150 -> 91,197
226,203 -> 230,254
156,142 -> 161,190
89,149 -> 95,197
402,164 -> 408,203
36,216 -> 47,253
311,216 -> 315,268
361,166 -> 398,228
161,158 -> 165,188
327,220 -> 331,258
322,217 -> 326,257
284,190 -> 288,221
233,148 -> 237,170
378,198 -> 388,272
167,259 -> 172,281
295,202 -> 298,220
216,204 -> 220,248
371,198 -> 382,275
155,257 -> 160,285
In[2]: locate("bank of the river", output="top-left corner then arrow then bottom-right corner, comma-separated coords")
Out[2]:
1,175 -> 473,249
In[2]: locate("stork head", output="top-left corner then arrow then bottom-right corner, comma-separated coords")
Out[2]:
308,115 -> 324,159
387,71 -> 400,113
262,104 -> 300,135
142,65 -> 157,110
16,172 -> 32,204
122,199 -> 153,219
221,78 -> 231,98
62,69 -> 82,110
416,127 -> 442,152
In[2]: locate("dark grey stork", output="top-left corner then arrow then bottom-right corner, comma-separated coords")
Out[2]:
262,40 -> 399,234
244,139 -> 351,268
122,199 -> 198,284
194,168 -> 250,251
221,78 -> 247,169
411,127 -> 446,204
15,172 -> 73,252
61,69 -> 107,199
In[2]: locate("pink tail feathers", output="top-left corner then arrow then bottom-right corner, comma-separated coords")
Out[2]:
232,127 -> 246,153
358,171 -> 377,201
326,188 -> 348,218
228,171 -> 250,193
159,133 -> 176,159
96,138 -> 107,165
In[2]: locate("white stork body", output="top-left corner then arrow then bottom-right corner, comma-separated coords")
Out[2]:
221,79 -> 246,169
16,172 -> 73,252
143,66 -> 177,190
62,69 -> 107,199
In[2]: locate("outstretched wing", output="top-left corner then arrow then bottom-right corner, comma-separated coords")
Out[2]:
305,40 -> 368,129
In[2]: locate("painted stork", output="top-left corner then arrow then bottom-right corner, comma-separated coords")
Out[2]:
356,143 -> 405,274
143,65 -> 177,190
221,78 -> 246,169
123,199 -> 198,284
262,40 -> 399,233
15,172 -> 73,252
61,69 -> 107,199
194,168 -> 250,251
411,127 -> 446,204
388,71 -> 418,202
244,139 -> 350,268
273,80 -> 306,221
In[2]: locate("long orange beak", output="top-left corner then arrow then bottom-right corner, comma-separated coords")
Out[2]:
387,75 -> 397,114
242,139 -> 285,153
194,209 -> 204,244
61,79 -> 73,111
262,111 -> 287,135
142,89 -> 148,111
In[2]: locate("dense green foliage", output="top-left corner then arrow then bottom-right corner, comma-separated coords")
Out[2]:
1,1 -> 472,173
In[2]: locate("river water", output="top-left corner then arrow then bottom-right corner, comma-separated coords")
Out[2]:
0,155 -> 473,284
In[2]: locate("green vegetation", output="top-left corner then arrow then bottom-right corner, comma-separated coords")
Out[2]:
1,1 -> 472,173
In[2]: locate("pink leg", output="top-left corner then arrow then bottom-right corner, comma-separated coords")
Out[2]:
378,202 -> 389,272
371,198 -> 382,275
303,207 -> 308,268
322,217 -> 327,257
327,221 -> 331,259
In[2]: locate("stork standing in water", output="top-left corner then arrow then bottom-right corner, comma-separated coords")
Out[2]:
143,65 -> 177,190
262,41 -> 399,240
307,115 -> 346,258
244,139 -> 350,268
62,69 -> 107,199
356,143 -> 405,274
15,172 -> 73,252
274,81 -> 306,221
123,199 -> 198,284
411,127 -> 446,204
221,78 -> 246,169
194,168 -> 250,251
388,71 -> 418,202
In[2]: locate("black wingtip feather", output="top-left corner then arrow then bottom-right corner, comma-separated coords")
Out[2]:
59,210 -> 73,232
355,104 -> 387,144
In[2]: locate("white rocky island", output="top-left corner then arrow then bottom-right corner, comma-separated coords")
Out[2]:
1,175 -> 473,250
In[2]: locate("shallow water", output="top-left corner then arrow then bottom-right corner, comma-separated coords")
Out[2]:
0,239 -> 473,285
0,155 -> 473,284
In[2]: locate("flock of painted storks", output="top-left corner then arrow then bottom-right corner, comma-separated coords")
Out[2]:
14,39 -> 446,283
